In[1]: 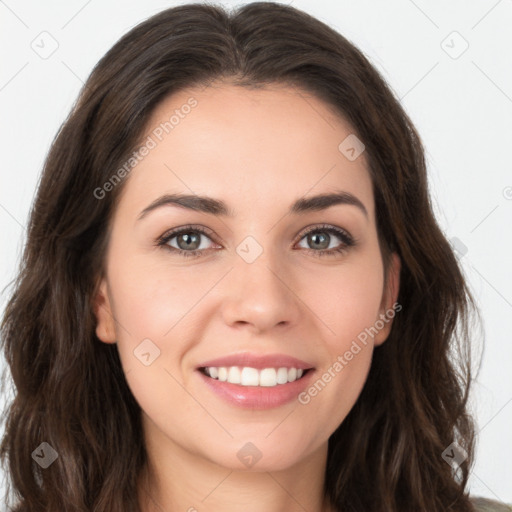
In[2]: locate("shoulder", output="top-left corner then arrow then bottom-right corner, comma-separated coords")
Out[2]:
471,496 -> 512,512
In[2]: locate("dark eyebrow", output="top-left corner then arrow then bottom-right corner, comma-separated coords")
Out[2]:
137,191 -> 368,220
290,191 -> 367,217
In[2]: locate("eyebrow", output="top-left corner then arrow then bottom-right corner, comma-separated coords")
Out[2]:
137,190 -> 368,220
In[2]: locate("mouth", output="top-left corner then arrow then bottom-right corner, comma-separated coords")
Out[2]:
198,366 -> 313,387
195,352 -> 316,409
196,356 -> 316,409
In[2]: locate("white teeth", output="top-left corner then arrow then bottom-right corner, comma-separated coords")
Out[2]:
240,367 -> 259,386
228,366 -> 241,384
276,367 -> 288,384
218,367 -> 228,382
203,366 -> 307,387
259,368 -> 277,387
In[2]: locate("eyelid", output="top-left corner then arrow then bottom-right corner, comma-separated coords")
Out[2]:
157,224 -> 219,244
295,223 -> 353,244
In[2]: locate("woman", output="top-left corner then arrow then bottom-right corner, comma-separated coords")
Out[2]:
0,2 -> 508,511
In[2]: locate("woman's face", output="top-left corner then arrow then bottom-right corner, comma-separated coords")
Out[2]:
94,82 -> 399,472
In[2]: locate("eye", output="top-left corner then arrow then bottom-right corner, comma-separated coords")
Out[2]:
295,224 -> 355,257
156,224 -> 219,258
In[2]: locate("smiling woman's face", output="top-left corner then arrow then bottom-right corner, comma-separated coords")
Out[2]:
94,82 -> 399,473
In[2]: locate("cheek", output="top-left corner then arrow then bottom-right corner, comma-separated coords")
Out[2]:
106,256 -> 222,396
108,256 -> 208,339
297,253 -> 383,416
305,254 -> 384,348
106,260 -> 200,428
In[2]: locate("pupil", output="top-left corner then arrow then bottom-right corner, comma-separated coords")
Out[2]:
179,233 -> 199,250
310,232 -> 329,250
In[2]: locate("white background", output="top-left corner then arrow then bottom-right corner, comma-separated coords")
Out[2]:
1,0 -> 511,505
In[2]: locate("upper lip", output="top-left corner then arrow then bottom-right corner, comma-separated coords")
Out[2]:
197,352 -> 315,370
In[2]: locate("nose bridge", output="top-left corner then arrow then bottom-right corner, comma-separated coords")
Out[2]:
221,239 -> 301,331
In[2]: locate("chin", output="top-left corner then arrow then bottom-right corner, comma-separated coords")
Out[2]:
199,436 -> 318,473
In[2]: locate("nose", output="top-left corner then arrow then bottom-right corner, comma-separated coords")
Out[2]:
220,250 -> 302,333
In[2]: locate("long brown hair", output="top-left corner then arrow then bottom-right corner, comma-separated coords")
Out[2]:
1,2 -> 480,511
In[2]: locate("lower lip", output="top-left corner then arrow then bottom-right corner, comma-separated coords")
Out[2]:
197,369 -> 315,410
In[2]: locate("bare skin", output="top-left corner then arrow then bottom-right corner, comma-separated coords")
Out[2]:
94,81 -> 400,512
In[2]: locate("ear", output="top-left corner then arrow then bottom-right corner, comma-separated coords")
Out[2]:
93,278 -> 117,344
373,252 -> 401,346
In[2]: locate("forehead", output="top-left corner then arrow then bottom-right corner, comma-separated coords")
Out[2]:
118,82 -> 374,220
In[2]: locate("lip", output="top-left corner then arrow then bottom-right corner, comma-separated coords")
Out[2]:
197,352 -> 314,371
197,367 -> 316,410
196,352 -> 316,410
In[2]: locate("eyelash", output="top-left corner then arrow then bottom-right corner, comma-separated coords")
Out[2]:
155,223 -> 356,259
